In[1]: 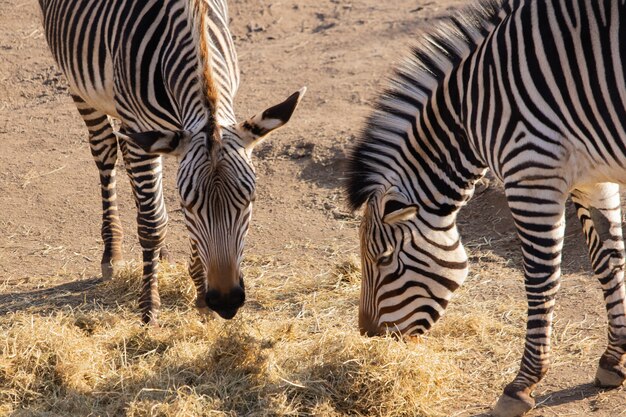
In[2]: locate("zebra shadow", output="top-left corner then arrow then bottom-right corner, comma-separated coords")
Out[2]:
3,326 -> 270,416
458,174 -> 604,276
0,276 -> 103,316
464,383 -> 613,417
297,144 -> 346,190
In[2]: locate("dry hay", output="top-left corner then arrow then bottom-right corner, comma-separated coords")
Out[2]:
0,249 -> 605,416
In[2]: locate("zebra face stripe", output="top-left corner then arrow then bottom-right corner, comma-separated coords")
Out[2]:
118,88 -> 304,319
358,188 -> 469,337
177,129 -> 256,298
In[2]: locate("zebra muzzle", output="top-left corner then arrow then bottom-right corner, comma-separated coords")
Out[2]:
205,286 -> 246,320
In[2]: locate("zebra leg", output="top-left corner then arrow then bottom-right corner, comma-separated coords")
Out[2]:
571,184 -> 626,388
119,139 -> 168,325
189,240 -> 209,315
71,94 -> 124,279
493,182 -> 567,417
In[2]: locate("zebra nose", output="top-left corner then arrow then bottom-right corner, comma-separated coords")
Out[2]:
359,310 -> 381,337
205,286 -> 246,320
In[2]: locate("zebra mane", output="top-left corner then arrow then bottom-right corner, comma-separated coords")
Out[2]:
345,0 -> 505,211
190,0 -> 220,139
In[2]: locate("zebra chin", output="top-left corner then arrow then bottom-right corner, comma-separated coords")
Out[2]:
360,306 -> 435,337
214,308 -> 239,320
359,320 -> 432,338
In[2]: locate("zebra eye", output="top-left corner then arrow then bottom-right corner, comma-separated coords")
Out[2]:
382,200 -> 417,224
376,248 -> 394,266
383,200 -> 408,217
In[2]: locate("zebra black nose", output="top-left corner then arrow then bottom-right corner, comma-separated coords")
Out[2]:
205,286 -> 246,320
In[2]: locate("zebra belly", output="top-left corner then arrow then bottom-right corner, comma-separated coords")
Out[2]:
561,131 -> 626,188
575,162 -> 626,189
73,87 -> 119,119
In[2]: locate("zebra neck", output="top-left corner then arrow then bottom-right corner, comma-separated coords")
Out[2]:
365,68 -> 488,215
346,0 -> 506,212
407,101 -> 486,216
189,0 -> 238,128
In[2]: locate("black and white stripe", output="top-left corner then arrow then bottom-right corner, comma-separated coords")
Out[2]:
39,0 -> 304,324
347,1 -> 626,415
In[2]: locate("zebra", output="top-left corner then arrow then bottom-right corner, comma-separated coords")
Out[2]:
346,0 -> 626,416
38,0 -> 305,324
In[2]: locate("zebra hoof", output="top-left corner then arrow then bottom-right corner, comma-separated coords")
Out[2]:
195,298 -> 213,317
491,393 -> 534,417
197,306 -> 212,316
594,366 -> 626,388
101,260 -> 125,280
141,313 -> 160,327
159,247 -> 171,263
145,319 -> 160,328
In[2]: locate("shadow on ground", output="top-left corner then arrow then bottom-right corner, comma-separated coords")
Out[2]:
465,383 -> 620,417
458,176 -> 599,275
0,277 -> 103,315
4,327 -> 275,416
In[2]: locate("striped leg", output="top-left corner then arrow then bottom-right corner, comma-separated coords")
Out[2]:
118,138 -> 168,325
493,180 -> 568,417
189,240 -> 209,314
572,183 -> 626,388
71,95 -> 124,279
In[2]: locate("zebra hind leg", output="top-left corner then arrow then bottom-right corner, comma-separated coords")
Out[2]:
572,184 -> 626,388
119,138 -> 168,325
492,179 -> 568,417
72,95 -> 125,279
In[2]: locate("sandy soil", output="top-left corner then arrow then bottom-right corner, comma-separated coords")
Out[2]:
1,0 -> 625,415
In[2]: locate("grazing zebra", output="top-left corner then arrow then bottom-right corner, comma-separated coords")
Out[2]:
346,0 -> 626,415
38,0 -> 305,324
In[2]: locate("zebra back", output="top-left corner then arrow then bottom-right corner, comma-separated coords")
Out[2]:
39,0 -> 238,133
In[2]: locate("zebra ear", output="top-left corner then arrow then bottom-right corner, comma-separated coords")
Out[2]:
114,130 -> 192,156
382,199 -> 418,224
238,87 -> 306,153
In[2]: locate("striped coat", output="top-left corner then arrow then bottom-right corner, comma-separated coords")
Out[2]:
347,1 -> 626,416
39,0 -> 305,323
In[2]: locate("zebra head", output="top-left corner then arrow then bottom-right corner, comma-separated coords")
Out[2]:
118,88 -> 305,319
355,185 -> 470,337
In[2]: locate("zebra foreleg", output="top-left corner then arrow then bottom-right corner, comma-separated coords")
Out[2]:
189,240 -> 210,315
493,181 -> 567,417
72,95 -> 125,279
572,184 -> 626,388
119,140 -> 168,325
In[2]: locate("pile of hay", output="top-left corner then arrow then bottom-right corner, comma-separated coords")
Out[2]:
0,251 -> 599,416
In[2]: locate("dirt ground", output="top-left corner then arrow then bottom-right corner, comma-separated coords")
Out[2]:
1,0 -> 625,415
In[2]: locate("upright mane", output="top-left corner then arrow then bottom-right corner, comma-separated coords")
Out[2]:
345,0 -> 505,211
190,0 -> 220,138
